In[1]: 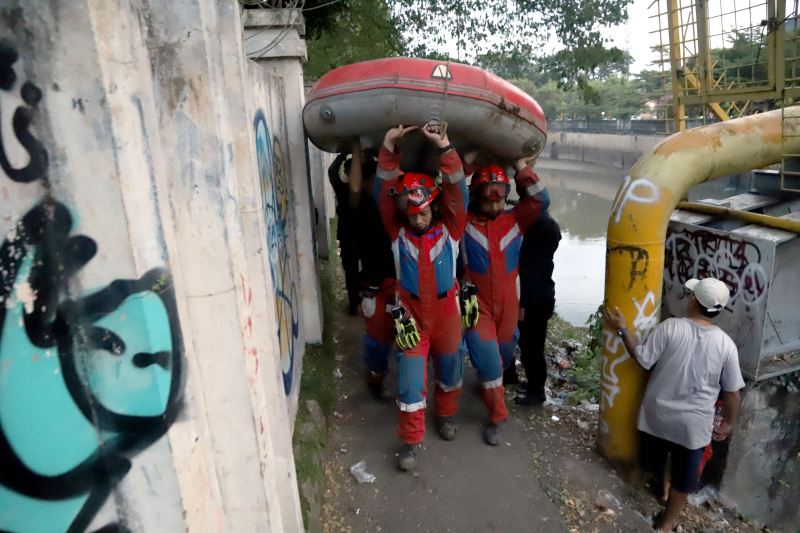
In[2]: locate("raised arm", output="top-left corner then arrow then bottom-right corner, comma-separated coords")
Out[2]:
374,126 -> 418,240
513,155 -> 550,232
347,139 -> 363,210
421,125 -> 468,239
327,152 -> 350,201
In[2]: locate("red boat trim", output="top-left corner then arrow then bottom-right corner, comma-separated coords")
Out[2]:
307,76 -> 546,133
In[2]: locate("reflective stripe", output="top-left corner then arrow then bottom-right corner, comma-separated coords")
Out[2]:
482,377 -> 503,389
437,380 -> 463,392
443,168 -> 465,184
464,223 -> 489,250
499,223 -> 520,251
429,226 -> 450,261
397,399 -> 427,412
376,166 -> 399,181
399,228 -> 419,261
524,180 -> 545,196
385,303 -> 394,313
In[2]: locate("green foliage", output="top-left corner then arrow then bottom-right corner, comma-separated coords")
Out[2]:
303,0 -> 633,89
512,75 -> 645,120
569,304 -> 604,403
304,0 -> 404,80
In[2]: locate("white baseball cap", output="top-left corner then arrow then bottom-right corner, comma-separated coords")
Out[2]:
685,278 -> 730,312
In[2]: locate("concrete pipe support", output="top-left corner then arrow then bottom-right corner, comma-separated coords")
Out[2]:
599,107 -> 800,461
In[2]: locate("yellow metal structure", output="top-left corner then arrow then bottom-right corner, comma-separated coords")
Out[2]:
598,107 -> 800,462
650,0 -> 800,138
675,201 -> 800,232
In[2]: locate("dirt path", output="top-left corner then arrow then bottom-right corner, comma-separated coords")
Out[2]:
321,310 -> 571,533
315,257 -> 765,533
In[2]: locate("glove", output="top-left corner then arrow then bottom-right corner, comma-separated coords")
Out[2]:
460,283 -> 479,329
391,305 -> 420,349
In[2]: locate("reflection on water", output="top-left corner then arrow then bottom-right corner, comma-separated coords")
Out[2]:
531,159 -> 750,326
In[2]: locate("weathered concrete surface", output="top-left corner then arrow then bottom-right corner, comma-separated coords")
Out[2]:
542,131 -> 662,171
245,9 -> 325,345
721,378 -> 800,531
0,1 -> 313,531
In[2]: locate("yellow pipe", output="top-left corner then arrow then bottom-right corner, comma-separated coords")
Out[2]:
599,106 -> 800,462
675,201 -> 800,234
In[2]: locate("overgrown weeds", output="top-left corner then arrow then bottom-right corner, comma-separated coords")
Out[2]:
569,303 -> 604,403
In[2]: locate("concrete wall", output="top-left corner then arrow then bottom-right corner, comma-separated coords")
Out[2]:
542,131 -> 663,171
0,1 -> 315,531
244,9 -> 324,344
549,118 -> 714,135
721,375 -> 800,531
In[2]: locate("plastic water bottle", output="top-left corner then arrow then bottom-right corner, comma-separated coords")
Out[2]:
713,403 -> 724,428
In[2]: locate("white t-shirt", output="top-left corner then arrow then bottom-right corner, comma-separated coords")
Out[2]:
635,318 -> 745,450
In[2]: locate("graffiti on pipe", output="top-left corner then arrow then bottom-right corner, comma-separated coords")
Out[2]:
600,291 -> 658,410
0,43 -> 183,533
601,327 -> 628,410
254,109 -> 299,395
664,227 -> 768,307
611,176 -> 660,224
607,244 -> 650,290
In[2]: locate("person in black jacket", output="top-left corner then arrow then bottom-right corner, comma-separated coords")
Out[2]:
503,212 -> 561,405
328,142 -> 397,399
328,153 -> 362,316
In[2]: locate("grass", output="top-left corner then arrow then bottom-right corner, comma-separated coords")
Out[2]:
293,218 -> 343,527
568,304 -> 604,403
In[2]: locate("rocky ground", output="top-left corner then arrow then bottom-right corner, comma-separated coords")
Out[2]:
300,251 -> 772,533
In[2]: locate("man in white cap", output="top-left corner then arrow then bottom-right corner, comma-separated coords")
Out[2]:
605,277 -> 745,533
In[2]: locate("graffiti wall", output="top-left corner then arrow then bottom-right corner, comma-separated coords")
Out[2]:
0,37 -> 185,533
1,0 -> 313,531
661,220 -> 776,378
254,107 -> 301,396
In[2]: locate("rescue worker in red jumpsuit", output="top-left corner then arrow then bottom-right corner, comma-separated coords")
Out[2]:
461,157 -> 549,444
375,124 -> 469,471
329,141 -> 397,400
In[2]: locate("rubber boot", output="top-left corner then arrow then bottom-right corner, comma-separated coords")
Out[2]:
397,443 -> 423,471
437,416 -> 458,441
484,420 -> 505,446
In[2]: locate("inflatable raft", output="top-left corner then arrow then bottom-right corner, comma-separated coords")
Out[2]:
303,58 -> 547,172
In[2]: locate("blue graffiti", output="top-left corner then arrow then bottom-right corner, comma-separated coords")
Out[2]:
0,43 -> 183,533
254,109 -> 299,395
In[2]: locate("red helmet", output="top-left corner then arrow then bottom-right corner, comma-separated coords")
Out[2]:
470,164 -> 510,200
390,172 -> 440,215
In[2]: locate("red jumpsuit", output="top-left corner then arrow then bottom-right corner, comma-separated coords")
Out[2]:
462,167 -> 549,423
375,146 -> 469,444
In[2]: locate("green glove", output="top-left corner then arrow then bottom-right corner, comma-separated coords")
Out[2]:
391,305 -> 420,349
460,283 -> 479,329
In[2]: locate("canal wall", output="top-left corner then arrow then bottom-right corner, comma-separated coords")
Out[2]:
0,1 -> 324,531
542,131 -> 663,171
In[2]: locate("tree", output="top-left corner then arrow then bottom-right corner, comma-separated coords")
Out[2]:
300,0 -> 633,89
304,0 -> 405,80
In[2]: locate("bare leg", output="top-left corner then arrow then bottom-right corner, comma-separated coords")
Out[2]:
654,486 -> 688,533
661,466 -> 671,502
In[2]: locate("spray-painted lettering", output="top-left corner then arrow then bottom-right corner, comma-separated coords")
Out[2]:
664,227 -> 768,306
611,175 -> 660,224
254,109 -> 299,395
0,43 -> 183,533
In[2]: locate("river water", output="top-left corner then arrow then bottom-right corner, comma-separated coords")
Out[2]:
533,158 -> 744,326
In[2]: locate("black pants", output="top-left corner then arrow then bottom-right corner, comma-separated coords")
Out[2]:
512,302 -> 554,395
340,240 -> 360,309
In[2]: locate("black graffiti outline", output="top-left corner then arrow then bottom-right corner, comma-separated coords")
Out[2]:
0,41 -> 48,184
0,200 -> 184,532
0,42 -> 182,533
607,244 -> 650,290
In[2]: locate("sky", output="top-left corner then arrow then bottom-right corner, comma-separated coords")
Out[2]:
605,0 -> 661,74
434,0 -> 663,75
